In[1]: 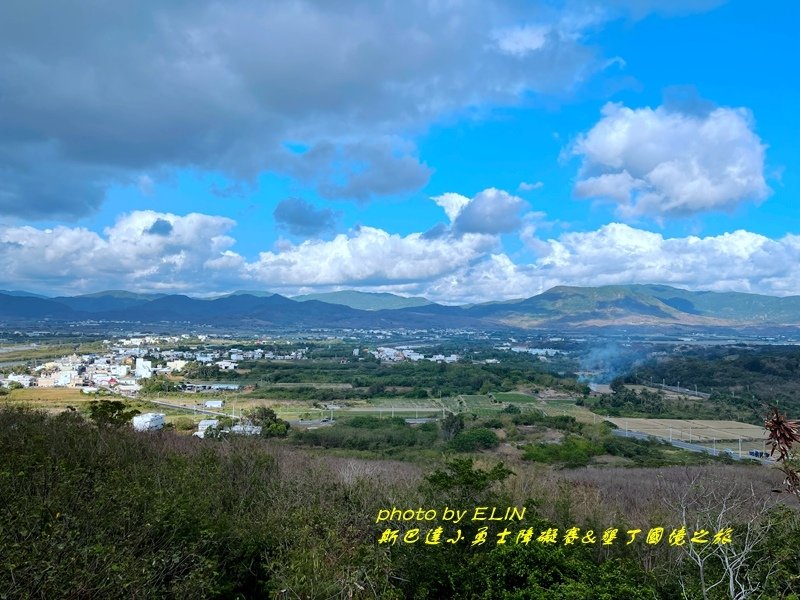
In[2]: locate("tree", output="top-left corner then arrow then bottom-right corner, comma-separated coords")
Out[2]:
669,476 -> 778,600
423,457 -> 513,505
87,399 -> 140,428
244,406 -> 290,438
139,375 -> 177,393
440,412 -> 464,441
450,427 -> 500,452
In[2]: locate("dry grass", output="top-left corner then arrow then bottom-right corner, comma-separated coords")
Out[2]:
606,417 -> 767,442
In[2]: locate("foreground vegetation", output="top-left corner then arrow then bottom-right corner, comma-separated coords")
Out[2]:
1,406 -> 798,599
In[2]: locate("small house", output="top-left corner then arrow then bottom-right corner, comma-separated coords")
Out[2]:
132,413 -> 165,432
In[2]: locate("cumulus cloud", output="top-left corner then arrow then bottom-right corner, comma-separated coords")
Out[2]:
5,208 -> 798,303
571,102 -> 770,218
244,226 -> 497,286
0,0 -> 629,219
529,223 -> 800,294
431,188 -> 530,235
0,211 -> 237,293
431,192 -> 471,222
418,254 -> 542,304
451,188 -> 529,234
394,224 -> 800,304
273,198 -> 339,236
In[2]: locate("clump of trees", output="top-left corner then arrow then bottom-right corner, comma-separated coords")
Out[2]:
139,374 -> 177,393
244,406 -> 290,438
593,378 -> 667,416
86,399 -> 140,428
450,427 -> 500,452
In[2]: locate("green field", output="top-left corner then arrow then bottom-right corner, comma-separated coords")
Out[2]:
536,398 -> 600,424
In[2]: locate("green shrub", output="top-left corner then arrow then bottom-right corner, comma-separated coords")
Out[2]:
523,435 -> 602,468
172,417 -> 196,431
450,427 -> 500,452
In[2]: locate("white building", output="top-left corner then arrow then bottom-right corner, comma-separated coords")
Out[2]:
110,365 -> 130,377
134,358 -> 153,379
230,424 -> 261,436
197,419 -> 219,432
132,413 -> 165,432
192,419 -> 220,438
166,359 -> 187,372
7,374 -> 34,388
55,370 -> 79,387
204,400 -> 224,409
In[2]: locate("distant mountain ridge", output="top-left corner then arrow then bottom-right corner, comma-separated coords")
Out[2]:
292,290 -> 432,311
1,284 -> 800,331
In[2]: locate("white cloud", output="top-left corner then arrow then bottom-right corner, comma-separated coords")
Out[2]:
417,254 -> 541,304
571,102 -> 770,218
0,211 -> 237,293
529,223 -> 800,294
245,226 -> 497,286
493,25 -> 550,56
452,188 -> 529,234
431,192 -> 471,222
391,224 -> 800,303
432,188 -> 530,234
3,210 -> 799,304
518,181 -> 544,191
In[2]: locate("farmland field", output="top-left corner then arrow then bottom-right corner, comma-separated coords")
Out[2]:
605,417 -> 767,443
535,398 -> 599,424
7,387 -> 90,403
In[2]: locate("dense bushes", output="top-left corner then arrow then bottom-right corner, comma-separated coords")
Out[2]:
512,411 -> 584,434
0,407 -> 411,598
523,435 -> 603,468
450,427 -> 500,452
0,407 -> 798,598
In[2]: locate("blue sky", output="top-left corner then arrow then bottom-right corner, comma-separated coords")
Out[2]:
0,0 -> 797,302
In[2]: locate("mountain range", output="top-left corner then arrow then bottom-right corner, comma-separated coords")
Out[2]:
1,285 -> 800,331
